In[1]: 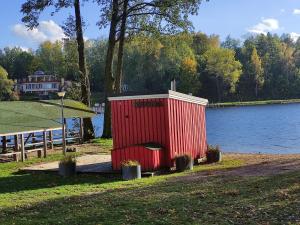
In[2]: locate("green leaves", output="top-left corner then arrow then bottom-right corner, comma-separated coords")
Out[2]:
0,66 -> 15,101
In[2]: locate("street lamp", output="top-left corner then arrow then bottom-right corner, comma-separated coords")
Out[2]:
57,91 -> 66,155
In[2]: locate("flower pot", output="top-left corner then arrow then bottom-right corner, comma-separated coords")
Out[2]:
122,165 -> 141,180
207,151 -> 222,163
59,162 -> 76,177
176,155 -> 192,172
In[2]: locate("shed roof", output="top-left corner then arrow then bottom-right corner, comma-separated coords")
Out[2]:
0,100 -> 95,136
108,90 -> 209,106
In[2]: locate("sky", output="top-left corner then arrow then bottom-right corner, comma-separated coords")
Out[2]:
1,0 -> 300,50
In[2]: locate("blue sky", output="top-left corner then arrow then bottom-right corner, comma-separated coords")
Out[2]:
1,0 -> 300,50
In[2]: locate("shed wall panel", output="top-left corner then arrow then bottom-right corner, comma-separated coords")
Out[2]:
110,94 -> 207,170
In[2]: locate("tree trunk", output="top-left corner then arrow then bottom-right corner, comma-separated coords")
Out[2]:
216,76 -> 222,102
102,0 -> 119,138
74,0 -> 95,140
115,0 -> 128,94
255,82 -> 258,99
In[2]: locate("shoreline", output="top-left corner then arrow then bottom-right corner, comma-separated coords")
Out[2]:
208,98 -> 300,108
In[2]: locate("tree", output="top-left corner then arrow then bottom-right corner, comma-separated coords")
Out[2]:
0,66 -> 16,100
249,48 -> 264,98
99,0 -> 206,138
21,0 -> 95,140
204,48 -> 242,102
36,41 -> 66,76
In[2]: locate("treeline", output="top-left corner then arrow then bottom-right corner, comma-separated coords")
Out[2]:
1,32 -> 300,102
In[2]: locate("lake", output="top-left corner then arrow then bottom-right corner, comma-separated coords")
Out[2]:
206,103 -> 300,154
92,103 -> 300,154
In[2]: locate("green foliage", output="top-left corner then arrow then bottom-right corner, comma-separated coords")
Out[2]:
60,154 -> 77,165
121,160 -> 140,167
2,31 -> 300,102
203,47 -> 242,101
0,66 -> 16,100
206,145 -> 221,163
36,41 -> 66,77
175,154 -> 192,172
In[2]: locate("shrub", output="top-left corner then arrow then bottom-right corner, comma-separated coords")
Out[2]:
206,145 -> 222,163
121,160 -> 140,167
60,155 -> 76,165
175,154 -> 193,172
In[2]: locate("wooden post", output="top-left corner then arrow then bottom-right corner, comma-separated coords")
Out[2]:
14,135 -> 19,152
49,131 -> 54,150
2,136 -> 7,153
20,134 -> 25,162
64,118 -> 67,146
79,118 -> 84,144
32,132 -> 36,149
43,131 -> 47,158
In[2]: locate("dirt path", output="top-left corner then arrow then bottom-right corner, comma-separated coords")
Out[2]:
177,153 -> 300,182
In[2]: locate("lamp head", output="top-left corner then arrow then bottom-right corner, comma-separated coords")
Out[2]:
57,91 -> 66,98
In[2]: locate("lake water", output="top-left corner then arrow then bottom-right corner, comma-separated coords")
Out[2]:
206,104 -> 300,154
92,103 -> 300,154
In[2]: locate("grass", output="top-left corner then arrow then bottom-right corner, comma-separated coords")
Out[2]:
208,98 -> 300,108
0,141 -> 300,224
91,138 -> 113,154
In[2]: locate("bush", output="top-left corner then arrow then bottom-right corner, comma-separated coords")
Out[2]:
121,160 -> 140,167
175,154 -> 193,172
206,145 -> 222,163
60,155 -> 76,165
59,155 -> 76,177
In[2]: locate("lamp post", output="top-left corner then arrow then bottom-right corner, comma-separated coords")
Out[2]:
57,91 -> 66,155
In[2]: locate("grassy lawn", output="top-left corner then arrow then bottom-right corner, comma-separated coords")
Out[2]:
0,142 -> 300,224
91,138 -> 113,153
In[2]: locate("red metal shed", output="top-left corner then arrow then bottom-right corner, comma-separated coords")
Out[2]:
109,90 -> 208,171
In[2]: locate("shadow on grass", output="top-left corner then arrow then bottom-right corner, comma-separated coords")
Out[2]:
0,170 -> 300,225
0,171 -> 121,195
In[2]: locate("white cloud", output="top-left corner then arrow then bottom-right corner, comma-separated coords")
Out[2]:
248,18 -> 279,35
12,20 -> 66,44
293,9 -> 300,15
290,32 -> 300,42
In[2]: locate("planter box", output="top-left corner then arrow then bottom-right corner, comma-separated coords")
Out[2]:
59,162 -> 76,177
207,151 -> 222,163
122,165 -> 141,180
176,156 -> 193,172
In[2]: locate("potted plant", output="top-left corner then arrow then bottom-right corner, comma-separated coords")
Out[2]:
206,145 -> 222,163
175,154 -> 193,172
59,155 -> 76,177
121,160 -> 141,180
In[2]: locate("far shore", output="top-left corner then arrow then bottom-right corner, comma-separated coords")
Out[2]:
208,98 -> 300,108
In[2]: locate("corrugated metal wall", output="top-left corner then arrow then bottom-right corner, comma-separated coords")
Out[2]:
166,98 -> 207,167
110,97 -> 207,170
112,146 -> 164,171
111,98 -> 169,149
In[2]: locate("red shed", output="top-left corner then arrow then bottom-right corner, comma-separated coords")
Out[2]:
108,90 -> 208,171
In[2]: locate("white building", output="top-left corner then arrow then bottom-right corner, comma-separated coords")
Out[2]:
17,71 -> 67,96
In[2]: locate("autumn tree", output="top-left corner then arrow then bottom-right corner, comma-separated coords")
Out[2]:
99,0 -> 206,138
249,48 -> 264,98
21,0 -> 95,140
204,48 -> 242,102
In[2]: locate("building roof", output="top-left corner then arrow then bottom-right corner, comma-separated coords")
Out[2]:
108,90 -> 209,106
0,100 -> 95,136
33,71 -> 45,76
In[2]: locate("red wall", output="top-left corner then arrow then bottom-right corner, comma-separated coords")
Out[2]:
166,98 -> 207,167
111,99 -> 169,150
110,97 -> 207,170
